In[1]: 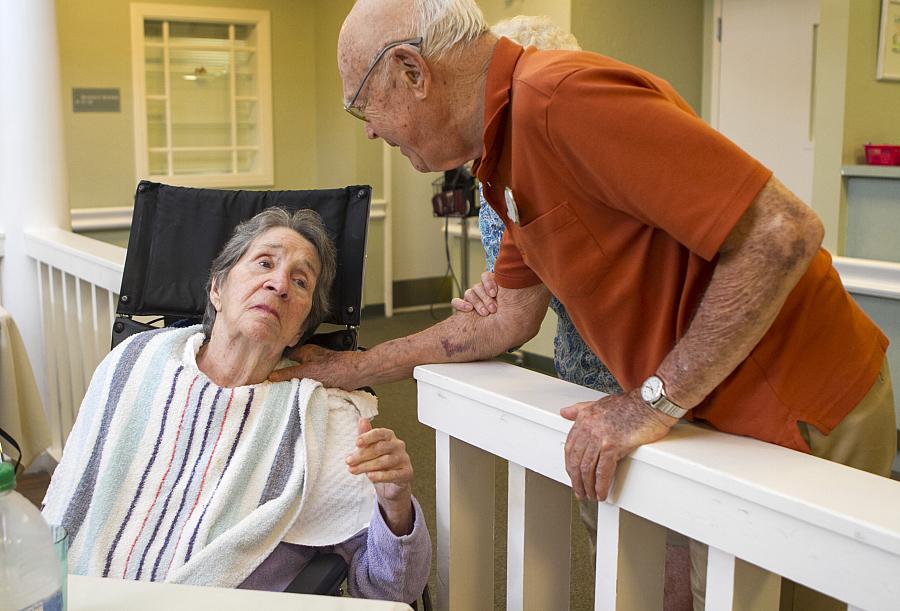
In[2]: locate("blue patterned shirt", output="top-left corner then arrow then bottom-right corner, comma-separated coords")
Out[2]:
478,189 -> 621,395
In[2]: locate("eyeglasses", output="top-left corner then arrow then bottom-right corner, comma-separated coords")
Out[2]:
344,36 -> 423,121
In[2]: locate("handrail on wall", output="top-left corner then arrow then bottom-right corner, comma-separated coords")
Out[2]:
833,255 -> 900,300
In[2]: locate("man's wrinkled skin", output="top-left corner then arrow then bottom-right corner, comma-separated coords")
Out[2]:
271,0 -> 825,502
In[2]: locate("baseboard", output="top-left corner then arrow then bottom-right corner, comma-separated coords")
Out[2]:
495,350 -> 555,376
361,303 -> 386,319
521,351 -> 555,375
392,276 -> 453,309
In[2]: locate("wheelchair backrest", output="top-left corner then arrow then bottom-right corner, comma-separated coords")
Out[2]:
116,181 -> 371,330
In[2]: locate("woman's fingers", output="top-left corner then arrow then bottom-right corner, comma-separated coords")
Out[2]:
347,427 -> 412,484
449,271 -> 499,316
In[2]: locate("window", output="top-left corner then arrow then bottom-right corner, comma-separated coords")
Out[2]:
130,4 -> 273,187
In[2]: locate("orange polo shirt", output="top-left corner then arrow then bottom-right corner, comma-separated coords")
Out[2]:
474,38 -> 887,452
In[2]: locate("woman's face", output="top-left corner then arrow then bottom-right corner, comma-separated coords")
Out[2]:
209,227 -> 321,349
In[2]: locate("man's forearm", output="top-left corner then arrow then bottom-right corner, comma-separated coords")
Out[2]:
353,283 -> 550,387
656,178 -> 824,408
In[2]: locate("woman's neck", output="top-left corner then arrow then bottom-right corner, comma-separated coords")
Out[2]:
196,330 -> 285,387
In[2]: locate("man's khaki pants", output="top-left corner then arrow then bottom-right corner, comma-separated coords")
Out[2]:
690,358 -> 897,611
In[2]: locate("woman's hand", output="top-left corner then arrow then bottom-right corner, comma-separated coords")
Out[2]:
450,271 -> 499,316
347,418 -> 414,535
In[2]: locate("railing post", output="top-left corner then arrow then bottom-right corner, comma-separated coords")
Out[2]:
594,503 -> 666,611
705,546 -> 780,611
435,432 -> 495,611
506,463 -> 572,611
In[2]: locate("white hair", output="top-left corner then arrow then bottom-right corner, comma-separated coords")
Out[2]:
490,15 -> 580,51
411,0 -> 489,60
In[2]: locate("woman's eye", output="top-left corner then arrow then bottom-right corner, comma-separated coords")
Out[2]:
294,278 -> 307,289
258,259 -> 272,269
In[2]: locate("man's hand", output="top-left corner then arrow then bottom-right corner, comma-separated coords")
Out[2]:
561,390 -> 676,501
269,344 -> 360,389
451,271 -> 499,316
347,418 -> 414,536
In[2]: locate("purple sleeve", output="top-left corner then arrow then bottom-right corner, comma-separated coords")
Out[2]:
336,496 -> 431,603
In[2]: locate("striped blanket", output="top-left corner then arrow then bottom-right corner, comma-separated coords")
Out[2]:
43,326 -> 377,587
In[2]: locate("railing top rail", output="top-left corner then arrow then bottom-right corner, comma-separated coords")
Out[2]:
24,227 -> 125,294
415,361 -> 900,557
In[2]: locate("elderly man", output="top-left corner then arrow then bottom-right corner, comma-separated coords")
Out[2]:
278,0 -> 894,508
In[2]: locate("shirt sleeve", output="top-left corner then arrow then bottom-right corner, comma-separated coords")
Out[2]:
545,67 -> 772,261
493,224 -> 543,289
336,496 -> 431,603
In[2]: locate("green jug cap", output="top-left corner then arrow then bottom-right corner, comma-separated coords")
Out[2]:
0,462 -> 15,492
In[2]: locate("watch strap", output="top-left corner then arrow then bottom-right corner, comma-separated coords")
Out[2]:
647,395 -> 688,419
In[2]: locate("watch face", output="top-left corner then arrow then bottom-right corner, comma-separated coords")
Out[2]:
641,376 -> 663,403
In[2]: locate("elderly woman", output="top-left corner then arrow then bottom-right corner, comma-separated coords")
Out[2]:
43,208 -> 430,602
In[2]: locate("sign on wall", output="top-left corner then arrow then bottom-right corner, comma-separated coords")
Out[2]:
72,88 -> 121,112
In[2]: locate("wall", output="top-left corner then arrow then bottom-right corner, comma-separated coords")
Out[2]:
56,0 -> 319,211
571,0 -> 705,112
843,0 -> 900,165
812,0 -> 852,253
481,0 -> 570,31
312,0 -> 387,307
813,0 -> 900,254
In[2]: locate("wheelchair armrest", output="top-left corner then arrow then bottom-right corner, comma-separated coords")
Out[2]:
284,552 -> 348,596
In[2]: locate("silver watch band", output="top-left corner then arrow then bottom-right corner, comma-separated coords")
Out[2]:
647,395 -> 688,419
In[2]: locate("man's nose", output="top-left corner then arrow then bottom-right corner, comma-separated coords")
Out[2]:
365,122 -> 378,140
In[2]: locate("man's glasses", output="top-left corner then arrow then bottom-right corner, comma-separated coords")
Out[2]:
344,36 -> 423,121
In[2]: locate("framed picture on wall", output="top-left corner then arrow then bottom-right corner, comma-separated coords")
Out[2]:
877,0 -> 900,80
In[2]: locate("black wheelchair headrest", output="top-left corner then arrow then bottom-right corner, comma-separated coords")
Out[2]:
117,181 -> 371,328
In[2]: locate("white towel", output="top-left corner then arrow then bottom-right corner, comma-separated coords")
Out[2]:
43,326 -> 376,587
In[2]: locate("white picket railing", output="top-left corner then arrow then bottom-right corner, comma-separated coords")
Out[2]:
416,255 -> 900,611
23,228 -> 125,458
416,361 -> 900,611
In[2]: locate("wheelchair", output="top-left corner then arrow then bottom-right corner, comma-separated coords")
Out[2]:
112,181 -> 430,608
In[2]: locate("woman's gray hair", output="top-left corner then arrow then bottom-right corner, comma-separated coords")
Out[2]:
411,0 -> 489,60
490,15 -> 581,51
201,207 -> 337,341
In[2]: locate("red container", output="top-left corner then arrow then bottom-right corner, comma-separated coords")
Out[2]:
864,144 -> 900,166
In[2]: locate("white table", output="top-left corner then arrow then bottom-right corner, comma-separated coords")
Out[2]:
68,575 -> 413,610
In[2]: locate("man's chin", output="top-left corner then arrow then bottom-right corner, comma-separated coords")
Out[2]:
404,153 -> 469,174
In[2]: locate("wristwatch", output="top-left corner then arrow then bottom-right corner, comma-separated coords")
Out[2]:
640,375 -> 688,419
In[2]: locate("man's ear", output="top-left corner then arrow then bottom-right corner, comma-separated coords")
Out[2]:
209,277 -> 222,312
391,46 -> 430,100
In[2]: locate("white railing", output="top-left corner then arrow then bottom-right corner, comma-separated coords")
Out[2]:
24,228 -> 125,457
416,362 -> 900,611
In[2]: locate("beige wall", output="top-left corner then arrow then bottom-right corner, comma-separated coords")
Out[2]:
812,0 -> 852,253
57,0 -> 320,211
812,0 -> 900,254
843,0 -> 900,164
481,0 -> 570,31
571,0 -> 705,112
